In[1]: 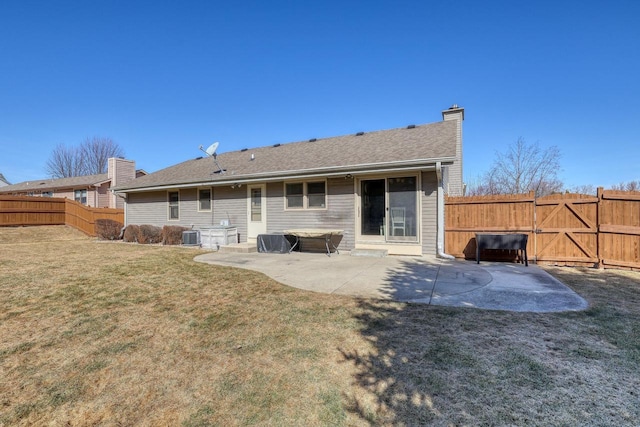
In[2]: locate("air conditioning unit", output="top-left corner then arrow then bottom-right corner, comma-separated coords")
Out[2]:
182,230 -> 201,246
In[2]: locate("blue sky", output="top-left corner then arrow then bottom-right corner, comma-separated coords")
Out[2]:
1,0 -> 638,189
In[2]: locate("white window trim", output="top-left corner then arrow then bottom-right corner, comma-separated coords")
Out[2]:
197,187 -> 212,212
284,179 -> 327,210
168,190 -> 180,221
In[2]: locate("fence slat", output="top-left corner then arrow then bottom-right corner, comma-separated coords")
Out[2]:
0,195 -> 124,237
446,188 -> 640,270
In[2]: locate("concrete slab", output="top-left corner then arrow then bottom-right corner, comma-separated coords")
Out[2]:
350,248 -> 389,258
194,252 -> 588,313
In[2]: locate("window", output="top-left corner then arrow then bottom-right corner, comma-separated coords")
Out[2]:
285,181 -> 326,209
42,191 -> 53,197
307,181 -> 326,208
198,188 -> 211,211
74,189 -> 87,205
251,188 -> 262,221
285,183 -> 304,209
168,191 -> 179,220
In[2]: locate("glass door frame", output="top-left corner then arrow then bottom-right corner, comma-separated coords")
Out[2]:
355,174 -> 420,244
247,183 -> 267,241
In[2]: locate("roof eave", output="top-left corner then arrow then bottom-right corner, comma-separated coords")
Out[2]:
113,157 -> 456,194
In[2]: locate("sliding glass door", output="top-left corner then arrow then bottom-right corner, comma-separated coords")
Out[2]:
359,176 -> 418,242
387,177 -> 417,241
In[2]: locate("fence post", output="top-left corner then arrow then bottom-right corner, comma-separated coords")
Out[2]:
531,190 -> 537,263
596,186 -> 604,269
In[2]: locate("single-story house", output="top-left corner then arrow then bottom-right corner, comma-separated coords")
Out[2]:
0,158 -> 145,209
113,105 -> 465,256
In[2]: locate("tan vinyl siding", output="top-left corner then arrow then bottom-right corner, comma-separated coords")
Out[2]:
178,188 -> 216,227
97,183 -> 110,208
55,189 -> 74,201
450,116 -> 463,196
211,186 -> 247,243
126,191 -> 170,226
109,158 -> 136,186
442,108 -> 464,196
125,188 -> 247,242
266,178 -> 355,250
421,171 -> 438,255
86,189 -> 96,207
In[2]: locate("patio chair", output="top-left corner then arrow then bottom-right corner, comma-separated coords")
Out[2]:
390,207 -> 406,236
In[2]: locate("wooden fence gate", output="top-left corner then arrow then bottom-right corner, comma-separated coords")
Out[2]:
535,193 -> 599,266
445,188 -> 640,270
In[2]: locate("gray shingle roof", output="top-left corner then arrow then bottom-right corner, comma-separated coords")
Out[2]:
114,119 -> 458,192
0,173 -> 108,193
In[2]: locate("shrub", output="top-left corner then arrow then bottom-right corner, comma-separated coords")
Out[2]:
95,219 -> 124,240
123,224 -> 140,243
138,225 -> 163,244
162,225 -> 189,245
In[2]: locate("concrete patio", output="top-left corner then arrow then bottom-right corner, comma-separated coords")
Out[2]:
194,251 -> 588,313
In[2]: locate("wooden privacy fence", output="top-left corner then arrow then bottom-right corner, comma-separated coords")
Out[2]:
446,188 -> 640,270
0,196 -> 124,237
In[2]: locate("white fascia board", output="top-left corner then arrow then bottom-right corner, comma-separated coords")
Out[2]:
114,157 -> 456,194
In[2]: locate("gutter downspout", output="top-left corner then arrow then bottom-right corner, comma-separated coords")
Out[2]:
436,162 -> 454,260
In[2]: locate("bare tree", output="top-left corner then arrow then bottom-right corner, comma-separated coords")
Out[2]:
467,138 -> 563,197
81,137 -> 124,175
568,184 -> 597,195
45,144 -> 87,178
45,137 -> 125,178
609,180 -> 640,191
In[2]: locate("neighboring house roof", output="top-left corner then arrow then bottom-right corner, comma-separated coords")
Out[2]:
0,169 -> 147,194
0,173 -> 108,193
0,173 -> 10,186
114,120 -> 458,193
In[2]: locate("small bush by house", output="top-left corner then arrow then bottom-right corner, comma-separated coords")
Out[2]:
162,225 -> 189,245
95,219 -> 124,240
138,225 -> 163,244
123,224 -> 140,243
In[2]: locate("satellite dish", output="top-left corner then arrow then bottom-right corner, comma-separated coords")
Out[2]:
205,142 -> 219,157
199,142 -> 219,158
198,141 -> 225,174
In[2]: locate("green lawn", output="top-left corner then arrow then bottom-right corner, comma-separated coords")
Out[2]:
1,226 -> 639,426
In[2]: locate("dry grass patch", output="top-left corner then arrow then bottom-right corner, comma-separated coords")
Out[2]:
1,226 -> 640,426
0,226 -> 370,426
343,267 -> 640,426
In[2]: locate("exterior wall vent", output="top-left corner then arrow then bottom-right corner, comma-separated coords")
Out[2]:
182,230 -> 201,246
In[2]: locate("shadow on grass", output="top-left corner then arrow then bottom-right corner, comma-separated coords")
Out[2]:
337,259 -> 491,424
339,264 -> 640,425
338,300 -> 480,424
